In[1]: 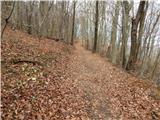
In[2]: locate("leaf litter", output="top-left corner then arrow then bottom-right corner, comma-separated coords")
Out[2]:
1,27 -> 160,120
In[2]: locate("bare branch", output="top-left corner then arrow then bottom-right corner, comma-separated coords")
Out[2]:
1,2 -> 15,38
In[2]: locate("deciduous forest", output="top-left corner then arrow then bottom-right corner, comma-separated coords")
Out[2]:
1,0 -> 160,119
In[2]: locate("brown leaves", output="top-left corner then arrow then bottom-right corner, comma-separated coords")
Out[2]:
68,42 -> 160,119
2,27 -> 160,120
2,27 -> 84,119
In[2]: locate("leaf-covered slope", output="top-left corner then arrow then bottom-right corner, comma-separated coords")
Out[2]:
1,27 -> 86,119
68,42 -> 160,119
1,27 -> 160,120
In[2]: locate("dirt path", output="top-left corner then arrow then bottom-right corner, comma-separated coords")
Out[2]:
2,28 -> 160,120
68,42 -> 160,120
69,42 -> 112,119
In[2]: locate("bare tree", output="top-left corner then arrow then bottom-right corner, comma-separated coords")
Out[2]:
71,1 -> 76,45
126,1 -> 148,70
150,49 -> 160,79
1,2 -> 15,38
2,1 -> 160,80
92,1 -> 99,53
107,1 -> 120,64
140,13 -> 160,76
121,1 -> 131,68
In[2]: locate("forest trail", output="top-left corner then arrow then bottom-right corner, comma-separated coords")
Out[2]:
68,41 -> 160,119
70,42 -> 112,119
2,28 -> 160,120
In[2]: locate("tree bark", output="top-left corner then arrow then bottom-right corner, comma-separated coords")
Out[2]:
71,1 -> 76,45
150,50 -> 160,79
121,1 -> 130,68
135,2 -> 148,61
140,13 -> 160,75
109,1 -> 120,64
1,2 -> 15,38
126,1 -> 147,70
92,1 -> 99,53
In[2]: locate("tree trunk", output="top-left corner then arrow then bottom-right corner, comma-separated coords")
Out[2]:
27,2 -> 33,34
121,1 -> 130,68
92,1 -> 99,53
150,50 -> 160,79
59,1 -> 65,39
135,2 -> 148,61
140,13 -> 160,75
1,2 -> 15,38
126,1 -> 147,70
71,1 -> 76,45
109,1 -> 120,64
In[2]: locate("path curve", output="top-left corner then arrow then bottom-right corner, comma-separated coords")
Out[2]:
68,41 -> 160,120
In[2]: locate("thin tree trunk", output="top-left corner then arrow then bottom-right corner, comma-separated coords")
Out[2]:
27,2 -> 33,34
38,2 -> 53,38
92,1 -> 99,53
135,2 -> 148,61
150,50 -> 160,79
140,13 -> 160,75
121,1 -> 130,68
109,1 -> 120,64
71,1 -> 76,45
1,2 -> 15,38
59,1 -> 65,39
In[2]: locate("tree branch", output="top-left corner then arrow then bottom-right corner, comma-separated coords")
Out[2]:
1,2 -> 15,39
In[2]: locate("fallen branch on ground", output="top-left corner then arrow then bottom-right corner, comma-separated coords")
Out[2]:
11,60 -> 43,66
2,59 -> 43,66
46,37 -> 64,42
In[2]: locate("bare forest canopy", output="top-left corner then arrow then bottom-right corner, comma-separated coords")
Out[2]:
1,0 -> 160,82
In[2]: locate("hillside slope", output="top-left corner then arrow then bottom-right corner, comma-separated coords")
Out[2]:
1,28 -> 160,119
1,28 -> 85,119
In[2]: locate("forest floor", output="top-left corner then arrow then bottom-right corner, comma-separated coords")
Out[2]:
1,27 -> 160,120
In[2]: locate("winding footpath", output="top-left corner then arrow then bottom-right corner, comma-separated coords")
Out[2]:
68,41 -> 160,120
2,28 -> 160,119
